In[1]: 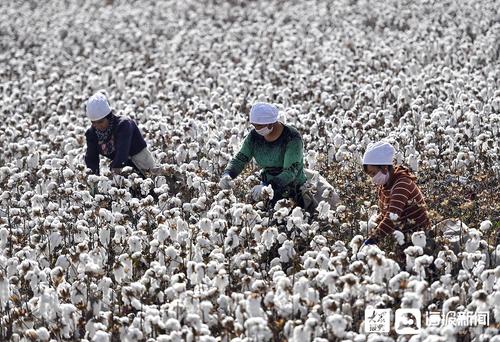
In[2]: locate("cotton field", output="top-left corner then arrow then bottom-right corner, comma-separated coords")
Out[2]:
0,0 -> 499,341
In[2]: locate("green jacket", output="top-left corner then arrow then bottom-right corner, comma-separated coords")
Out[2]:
224,124 -> 307,196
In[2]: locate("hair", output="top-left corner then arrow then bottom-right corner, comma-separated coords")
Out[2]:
363,164 -> 394,173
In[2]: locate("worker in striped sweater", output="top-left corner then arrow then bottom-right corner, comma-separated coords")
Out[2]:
362,141 -> 432,247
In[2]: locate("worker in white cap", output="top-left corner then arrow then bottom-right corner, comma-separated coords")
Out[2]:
362,140 -> 431,250
84,92 -> 159,177
219,102 -> 308,207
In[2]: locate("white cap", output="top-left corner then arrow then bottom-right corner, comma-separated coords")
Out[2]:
250,102 -> 279,125
363,141 -> 396,165
86,93 -> 111,121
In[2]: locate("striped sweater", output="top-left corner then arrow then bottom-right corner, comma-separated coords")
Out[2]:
371,166 -> 430,238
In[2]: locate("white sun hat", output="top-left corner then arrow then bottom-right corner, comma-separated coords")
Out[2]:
86,93 -> 111,121
249,102 -> 279,125
362,141 -> 396,165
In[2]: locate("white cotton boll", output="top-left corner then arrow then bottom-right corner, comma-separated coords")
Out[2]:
401,291 -> 423,310
326,314 -> 347,337
407,154 -> 419,171
27,152 -> 40,169
404,246 -> 423,271
246,294 -> 265,318
0,275 -> 9,310
336,205 -> 346,214
165,318 -> 181,332
0,228 -> 8,249
277,233 -> 287,244
62,169 -> 74,179
200,300 -> 213,322
393,230 -> 405,245
316,201 -> 330,219
261,227 -> 278,250
349,235 -> 364,255
224,228 -> 240,252
155,224 -> 169,243
128,235 -> 142,253
333,134 -> 344,148
434,258 -> 446,270
278,240 -> 296,263
411,231 -> 426,248
99,228 -> 110,246
414,255 -> 434,278
490,291 -> 500,323
92,330 -> 110,342
292,325 -> 309,341
198,218 -> 212,234
125,327 -> 144,341
389,212 -> 399,222
494,246 -> 500,266
465,229 -> 481,253
36,327 -> 50,341
113,225 -> 127,243
60,303 -> 77,338
357,221 -> 369,235
388,271 -> 410,293
244,317 -> 273,341
261,185 -> 274,201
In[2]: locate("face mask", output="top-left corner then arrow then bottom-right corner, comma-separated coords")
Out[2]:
372,171 -> 389,185
256,126 -> 273,136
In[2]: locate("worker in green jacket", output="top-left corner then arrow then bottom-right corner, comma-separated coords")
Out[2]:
219,102 -> 307,207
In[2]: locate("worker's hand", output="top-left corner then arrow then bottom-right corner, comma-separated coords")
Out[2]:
111,167 -> 123,175
113,174 -> 125,187
362,237 -> 378,246
251,184 -> 265,201
219,174 -> 233,190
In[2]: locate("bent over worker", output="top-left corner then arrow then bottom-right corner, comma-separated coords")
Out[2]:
219,102 -> 308,207
84,92 -> 158,176
362,141 -> 432,247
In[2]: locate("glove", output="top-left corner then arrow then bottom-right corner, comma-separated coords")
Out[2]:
251,184 -> 265,201
219,174 -> 233,190
111,167 -> 123,175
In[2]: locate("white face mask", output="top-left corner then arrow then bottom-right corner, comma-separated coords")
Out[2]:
256,126 -> 274,136
372,171 -> 389,185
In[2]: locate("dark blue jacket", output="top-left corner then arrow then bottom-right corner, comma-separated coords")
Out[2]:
85,116 -> 147,175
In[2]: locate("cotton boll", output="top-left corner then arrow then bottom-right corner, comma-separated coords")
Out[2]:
404,246 -> 423,271
333,133 -> 344,148
244,317 -> 273,341
326,314 -> 347,337
411,231 -> 426,248
407,154 -> 419,171
349,235 -> 364,256
393,230 -> 405,245
128,235 -> 143,253
92,330 -> 110,342
0,228 -> 8,249
465,229 -> 482,253
246,294 -> 265,318
316,201 -> 330,219
414,255 -> 434,279
292,325 -> 309,341
261,227 -> 278,250
36,327 -> 50,342
0,273 -> 9,310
